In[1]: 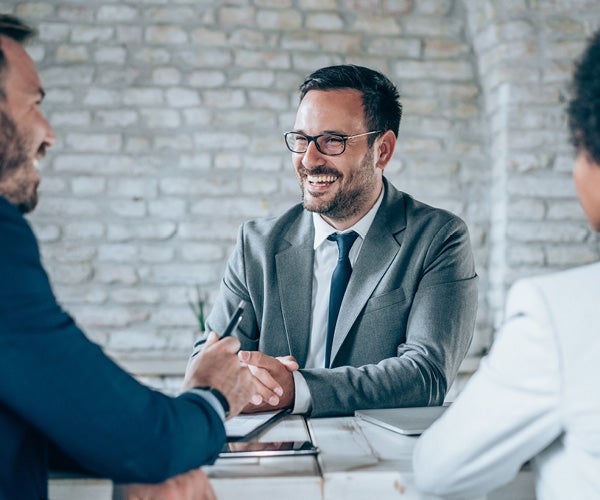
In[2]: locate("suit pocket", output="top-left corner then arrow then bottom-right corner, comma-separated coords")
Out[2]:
363,287 -> 410,314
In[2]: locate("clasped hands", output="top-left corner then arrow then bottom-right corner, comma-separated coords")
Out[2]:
238,350 -> 299,412
183,331 -> 298,416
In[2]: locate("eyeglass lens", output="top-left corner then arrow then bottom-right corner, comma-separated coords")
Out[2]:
286,133 -> 346,155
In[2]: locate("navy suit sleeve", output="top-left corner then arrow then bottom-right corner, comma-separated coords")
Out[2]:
0,200 -> 225,483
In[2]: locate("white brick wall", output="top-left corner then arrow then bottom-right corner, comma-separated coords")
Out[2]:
4,0 -> 599,388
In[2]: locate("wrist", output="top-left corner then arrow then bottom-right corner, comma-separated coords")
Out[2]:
195,386 -> 230,418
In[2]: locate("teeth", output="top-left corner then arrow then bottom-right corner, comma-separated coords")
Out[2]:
307,175 -> 337,184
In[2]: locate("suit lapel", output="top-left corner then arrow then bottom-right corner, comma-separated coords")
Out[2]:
275,213 -> 314,367
330,181 -> 407,364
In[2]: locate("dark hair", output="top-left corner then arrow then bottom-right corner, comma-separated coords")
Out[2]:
0,15 -> 36,100
298,65 -> 402,146
567,30 -> 600,165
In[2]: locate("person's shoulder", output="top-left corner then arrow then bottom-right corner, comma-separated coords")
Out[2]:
385,184 -> 467,234
0,196 -> 35,241
514,262 -> 600,294
241,203 -> 306,237
506,262 -> 600,327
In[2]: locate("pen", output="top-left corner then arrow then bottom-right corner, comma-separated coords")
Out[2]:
191,301 -> 245,356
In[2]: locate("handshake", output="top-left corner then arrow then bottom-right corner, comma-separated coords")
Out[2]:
182,331 -> 299,418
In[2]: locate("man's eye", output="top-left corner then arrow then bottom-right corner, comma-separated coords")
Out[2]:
323,136 -> 344,145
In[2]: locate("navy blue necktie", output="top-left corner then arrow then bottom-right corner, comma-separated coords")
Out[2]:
325,231 -> 359,368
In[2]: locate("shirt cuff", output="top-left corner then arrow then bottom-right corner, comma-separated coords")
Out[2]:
186,388 -> 227,421
291,370 -> 312,414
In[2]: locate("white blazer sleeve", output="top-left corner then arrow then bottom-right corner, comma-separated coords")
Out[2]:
412,279 -> 563,499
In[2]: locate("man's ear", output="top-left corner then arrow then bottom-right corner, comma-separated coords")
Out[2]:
375,130 -> 396,170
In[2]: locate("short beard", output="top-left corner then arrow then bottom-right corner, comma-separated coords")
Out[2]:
300,148 -> 378,222
0,109 -> 38,213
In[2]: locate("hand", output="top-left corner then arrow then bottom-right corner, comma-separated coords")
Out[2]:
237,351 -> 298,412
183,332 -> 259,418
114,468 -> 215,500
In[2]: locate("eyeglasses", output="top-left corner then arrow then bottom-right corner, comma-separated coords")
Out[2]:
283,130 -> 382,156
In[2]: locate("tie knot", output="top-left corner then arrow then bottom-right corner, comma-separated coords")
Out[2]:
328,231 -> 359,259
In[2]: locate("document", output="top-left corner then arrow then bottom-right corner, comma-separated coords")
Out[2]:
225,409 -> 289,441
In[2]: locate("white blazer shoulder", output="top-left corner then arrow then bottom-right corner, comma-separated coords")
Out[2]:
413,262 -> 600,500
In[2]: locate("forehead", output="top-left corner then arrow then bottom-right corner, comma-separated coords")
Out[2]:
0,35 -> 42,100
294,89 -> 366,133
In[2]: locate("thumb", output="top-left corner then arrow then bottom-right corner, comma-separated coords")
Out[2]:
204,331 -> 219,347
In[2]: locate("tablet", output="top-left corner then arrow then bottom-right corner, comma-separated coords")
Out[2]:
355,406 -> 447,436
219,440 -> 318,458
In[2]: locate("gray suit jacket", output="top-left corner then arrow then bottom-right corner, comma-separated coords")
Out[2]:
207,178 -> 478,417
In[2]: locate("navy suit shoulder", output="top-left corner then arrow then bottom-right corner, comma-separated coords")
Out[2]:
0,197 -> 225,499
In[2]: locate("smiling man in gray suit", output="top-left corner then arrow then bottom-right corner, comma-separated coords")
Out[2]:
205,65 -> 478,417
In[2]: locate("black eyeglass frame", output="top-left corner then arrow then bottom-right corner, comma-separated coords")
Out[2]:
283,130 -> 382,156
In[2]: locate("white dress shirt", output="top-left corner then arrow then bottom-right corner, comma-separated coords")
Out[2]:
291,189 -> 384,414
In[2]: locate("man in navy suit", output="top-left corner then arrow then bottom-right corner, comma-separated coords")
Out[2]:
0,15 -> 257,499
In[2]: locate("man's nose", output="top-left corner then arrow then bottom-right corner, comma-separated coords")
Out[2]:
41,114 -> 56,149
301,139 -> 326,168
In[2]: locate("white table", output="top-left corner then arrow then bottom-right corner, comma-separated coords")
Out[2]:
49,415 -> 535,499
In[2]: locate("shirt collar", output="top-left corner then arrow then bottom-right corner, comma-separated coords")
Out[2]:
312,185 -> 385,249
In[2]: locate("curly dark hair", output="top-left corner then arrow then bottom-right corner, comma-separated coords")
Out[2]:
298,65 -> 402,147
567,30 -> 600,165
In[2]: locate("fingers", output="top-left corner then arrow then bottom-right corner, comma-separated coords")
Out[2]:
238,349 -> 277,368
276,355 -> 299,371
247,365 -> 282,406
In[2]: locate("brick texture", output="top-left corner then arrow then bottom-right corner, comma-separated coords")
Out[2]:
5,0 -> 600,391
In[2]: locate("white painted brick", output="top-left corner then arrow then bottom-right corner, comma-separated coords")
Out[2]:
97,5 -> 138,21
71,177 -> 106,195
38,22 -> 70,42
47,263 -> 93,285
107,222 -> 177,241
148,199 -> 187,218
96,110 -> 138,128
63,222 -> 105,240
219,6 -> 256,25
111,288 -> 162,305
66,133 -> 122,152
94,47 -> 127,65
55,45 -> 89,63
306,13 -> 345,31
190,28 -> 228,47
109,200 -> 147,218
153,67 -> 182,85
145,264 -> 221,286
71,26 -> 114,43
50,111 -> 92,127
182,108 -> 211,126
94,265 -> 139,286
139,109 -> 181,128
41,66 -> 94,86
140,246 -> 175,263
145,25 -> 188,44
107,179 -> 158,198
179,243 -> 226,262
16,3 -> 54,17
155,135 -> 193,151
97,244 -> 138,262
166,88 -> 200,107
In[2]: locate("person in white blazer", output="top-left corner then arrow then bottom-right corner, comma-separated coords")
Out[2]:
412,30 -> 600,499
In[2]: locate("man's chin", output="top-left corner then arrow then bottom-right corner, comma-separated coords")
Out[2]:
17,194 -> 38,214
